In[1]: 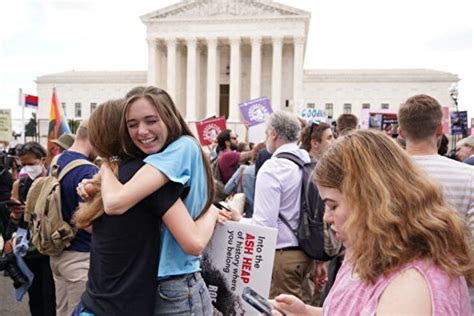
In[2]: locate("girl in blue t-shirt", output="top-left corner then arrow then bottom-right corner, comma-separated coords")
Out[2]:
98,86 -> 218,315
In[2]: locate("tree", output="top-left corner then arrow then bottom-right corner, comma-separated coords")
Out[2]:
68,119 -> 80,134
25,112 -> 37,139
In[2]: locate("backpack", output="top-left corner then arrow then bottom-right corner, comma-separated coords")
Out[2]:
276,152 -> 342,261
211,157 -> 227,203
23,158 -> 95,256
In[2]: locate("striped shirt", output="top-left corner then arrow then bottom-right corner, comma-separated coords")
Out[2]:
412,155 -> 474,237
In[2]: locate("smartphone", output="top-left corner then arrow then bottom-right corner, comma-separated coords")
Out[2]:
5,199 -> 25,208
213,201 -> 232,213
242,286 -> 286,316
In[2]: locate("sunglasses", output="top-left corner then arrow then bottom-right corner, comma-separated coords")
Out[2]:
308,121 -> 320,137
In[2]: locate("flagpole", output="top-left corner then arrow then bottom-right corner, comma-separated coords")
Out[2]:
19,88 -> 25,143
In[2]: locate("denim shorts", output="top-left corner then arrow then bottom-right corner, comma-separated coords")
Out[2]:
154,271 -> 212,315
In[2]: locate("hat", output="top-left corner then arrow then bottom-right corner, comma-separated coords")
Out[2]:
51,134 -> 75,150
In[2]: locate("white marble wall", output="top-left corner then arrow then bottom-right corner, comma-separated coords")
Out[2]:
303,81 -> 457,121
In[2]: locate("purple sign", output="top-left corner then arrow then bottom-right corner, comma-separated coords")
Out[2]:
239,97 -> 273,127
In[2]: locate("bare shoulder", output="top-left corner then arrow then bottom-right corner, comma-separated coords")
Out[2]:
376,268 -> 431,316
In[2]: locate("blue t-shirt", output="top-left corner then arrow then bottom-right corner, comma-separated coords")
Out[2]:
144,136 -> 208,278
57,151 -> 98,252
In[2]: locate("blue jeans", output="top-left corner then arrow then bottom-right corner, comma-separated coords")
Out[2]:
154,272 -> 212,315
71,300 -> 95,316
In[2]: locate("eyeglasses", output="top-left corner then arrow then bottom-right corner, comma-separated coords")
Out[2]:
308,121 -> 320,137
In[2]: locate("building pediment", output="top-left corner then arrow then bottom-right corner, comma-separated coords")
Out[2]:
141,0 -> 310,21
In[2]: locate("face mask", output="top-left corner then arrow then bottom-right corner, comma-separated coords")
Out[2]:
22,165 -> 43,180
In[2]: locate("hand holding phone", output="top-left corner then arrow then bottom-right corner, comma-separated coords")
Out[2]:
242,286 -> 286,316
5,198 -> 24,208
213,201 -> 232,212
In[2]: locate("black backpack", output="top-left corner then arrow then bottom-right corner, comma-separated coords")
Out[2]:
276,152 -> 340,261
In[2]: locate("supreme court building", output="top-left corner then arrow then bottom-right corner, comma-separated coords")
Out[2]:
35,0 -> 458,138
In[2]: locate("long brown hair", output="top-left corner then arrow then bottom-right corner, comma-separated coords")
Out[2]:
119,86 -> 215,218
73,99 -> 124,228
315,129 -> 474,286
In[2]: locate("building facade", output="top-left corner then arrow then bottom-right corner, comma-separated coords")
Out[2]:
35,0 -> 458,140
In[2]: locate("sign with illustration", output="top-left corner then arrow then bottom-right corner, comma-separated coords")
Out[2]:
196,116 -> 227,146
450,111 -> 468,137
202,221 -> 277,315
239,97 -> 273,127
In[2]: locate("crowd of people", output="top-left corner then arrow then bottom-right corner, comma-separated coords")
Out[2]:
0,87 -> 473,315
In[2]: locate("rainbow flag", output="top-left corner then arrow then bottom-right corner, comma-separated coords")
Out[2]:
47,88 -> 71,154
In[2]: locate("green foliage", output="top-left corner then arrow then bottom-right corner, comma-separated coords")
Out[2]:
68,119 -> 81,134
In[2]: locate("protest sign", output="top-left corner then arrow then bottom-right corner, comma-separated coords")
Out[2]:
299,108 -> 326,123
195,116 -> 226,145
239,97 -> 272,127
360,109 -> 398,130
202,221 -> 278,315
368,112 -> 398,133
450,111 -> 468,136
0,109 -> 12,143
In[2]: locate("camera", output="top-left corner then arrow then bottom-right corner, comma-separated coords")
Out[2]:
0,148 -> 18,169
0,252 -> 29,288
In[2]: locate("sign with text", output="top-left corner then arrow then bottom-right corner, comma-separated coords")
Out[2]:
196,116 -> 227,146
202,221 -> 277,315
299,108 -> 326,123
0,109 -> 12,143
239,97 -> 273,127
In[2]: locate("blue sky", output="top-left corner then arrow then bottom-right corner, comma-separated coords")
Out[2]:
0,0 -> 472,130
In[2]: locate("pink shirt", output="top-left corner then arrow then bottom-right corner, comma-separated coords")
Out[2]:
323,259 -> 471,315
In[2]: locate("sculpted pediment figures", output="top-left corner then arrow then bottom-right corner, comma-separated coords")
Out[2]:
142,0 -> 307,21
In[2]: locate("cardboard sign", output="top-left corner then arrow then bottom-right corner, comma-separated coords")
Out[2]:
202,221 -> 278,315
0,109 -> 12,143
196,116 -> 227,145
239,97 -> 273,127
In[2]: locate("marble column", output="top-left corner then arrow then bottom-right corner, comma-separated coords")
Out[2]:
165,38 -> 177,101
250,36 -> 262,100
206,37 -> 218,117
293,37 -> 305,109
271,36 -> 283,110
147,38 -> 158,86
186,37 -> 197,121
229,36 -> 241,121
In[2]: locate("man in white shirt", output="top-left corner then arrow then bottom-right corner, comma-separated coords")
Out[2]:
398,94 -> 474,306
398,94 -> 473,236
235,111 -> 313,300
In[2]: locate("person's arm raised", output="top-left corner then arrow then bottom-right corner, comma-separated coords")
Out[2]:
163,201 -> 219,256
101,162 -> 169,215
